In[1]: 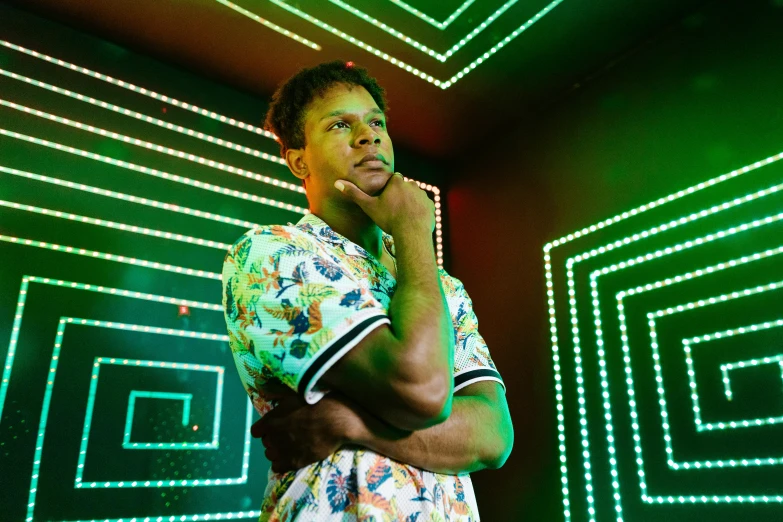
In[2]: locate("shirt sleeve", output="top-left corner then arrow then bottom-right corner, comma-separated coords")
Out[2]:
222,226 -> 390,405
446,274 -> 506,394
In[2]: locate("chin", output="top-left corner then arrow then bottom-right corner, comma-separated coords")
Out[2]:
355,171 -> 389,191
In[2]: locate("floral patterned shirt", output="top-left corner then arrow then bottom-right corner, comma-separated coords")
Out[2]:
222,212 -> 505,521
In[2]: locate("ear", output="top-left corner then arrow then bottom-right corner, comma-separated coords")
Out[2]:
285,148 -> 308,183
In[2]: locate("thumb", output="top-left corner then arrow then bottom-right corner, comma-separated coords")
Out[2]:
334,179 -> 373,208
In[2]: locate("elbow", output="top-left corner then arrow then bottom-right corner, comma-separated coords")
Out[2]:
483,445 -> 512,470
414,378 -> 453,428
482,419 -> 514,470
393,373 -> 453,431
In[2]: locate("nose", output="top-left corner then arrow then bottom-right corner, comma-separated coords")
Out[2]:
355,124 -> 381,146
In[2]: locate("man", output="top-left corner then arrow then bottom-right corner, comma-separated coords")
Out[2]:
222,60 -> 513,521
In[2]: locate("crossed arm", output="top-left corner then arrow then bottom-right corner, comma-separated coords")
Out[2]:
253,379 -> 513,475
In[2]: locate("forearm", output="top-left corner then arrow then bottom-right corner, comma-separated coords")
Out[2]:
345,394 -> 503,475
389,225 -> 454,398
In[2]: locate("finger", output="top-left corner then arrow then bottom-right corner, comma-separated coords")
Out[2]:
251,417 -> 266,439
334,179 -> 373,206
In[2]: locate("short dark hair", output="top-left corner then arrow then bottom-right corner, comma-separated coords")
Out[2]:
264,60 -> 389,159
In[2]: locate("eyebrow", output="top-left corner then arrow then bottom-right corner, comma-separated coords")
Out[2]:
319,107 -> 385,122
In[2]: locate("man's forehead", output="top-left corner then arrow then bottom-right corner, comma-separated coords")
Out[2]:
309,85 -> 382,120
318,107 -> 384,122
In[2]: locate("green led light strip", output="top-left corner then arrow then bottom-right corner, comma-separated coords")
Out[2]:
0,165 -> 260,229
26,318 -> 257,521
0,67 -> 289,168
0,40 -> 442,198
0,41 -> 444,259
0,275 -> 222,425
0,234 -> 222,280
0,199 -> 231,250
590,211 -> 783,516
565,187 -> 783,521
122,391 -> 206,449
327,0 -> 520,62
0,164 -> 443,264
127,391 -> 196,440
0,39 -> 276,139
0,98 -> 305,195
387,0 -> 475,29
644,284 -> 783,433
76,360 -> 229,487
226,0 -> 564,89
722,355 -> 783,401
543,149 -> 783,522
214,0 -> 321,50
237,0 -> 445,82
612,255 -> 783,505
685,319 -> 783,430
0,96 -> 441,247
0,128 -> 308,214
0,137 -> 443,261
632,280 -> 783,452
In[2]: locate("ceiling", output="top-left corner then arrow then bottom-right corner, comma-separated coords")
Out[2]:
5,0 -> 709,159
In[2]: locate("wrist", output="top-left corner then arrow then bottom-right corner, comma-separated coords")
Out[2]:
391,222 -> 432,240
328,393 -> 370,445
342,412 -> 371,446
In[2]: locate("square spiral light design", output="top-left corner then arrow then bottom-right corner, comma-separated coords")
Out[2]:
545,148 -> 783,522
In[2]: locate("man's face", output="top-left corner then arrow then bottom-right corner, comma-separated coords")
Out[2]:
297,82 -> 394,199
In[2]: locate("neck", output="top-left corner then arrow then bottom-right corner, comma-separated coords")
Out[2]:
311,202 -> 384,260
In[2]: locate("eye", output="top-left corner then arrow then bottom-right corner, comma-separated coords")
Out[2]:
372,119 -> 386,128
331,121 -> 349,129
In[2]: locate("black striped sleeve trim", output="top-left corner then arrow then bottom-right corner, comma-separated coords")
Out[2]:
297,314 -> 389,400
454,368 -> 505,392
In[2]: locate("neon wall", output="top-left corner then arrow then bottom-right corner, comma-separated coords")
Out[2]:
0,5 -> 444,521
446,1 -> 783,520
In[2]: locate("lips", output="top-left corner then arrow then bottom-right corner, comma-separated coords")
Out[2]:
357,153 -> 387,165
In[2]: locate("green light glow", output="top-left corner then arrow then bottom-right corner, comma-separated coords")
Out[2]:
214,0 -> 321,50
0,275 -> 222,442
641,283 -> 783,433
326,0 -> 521,62
0,66 -> 289,167
0,34 -> 452,521
543,149 -> 783,521
611,260 -> 783,503
0,165 -> 261,229
721,354 -> 783,402
0,128 -> 309,213
387,0 -> 474,29
623,279 -> 783,465
0,49 -> 440,195
568,194 -> 783,520
1,274 -> 255,518
591,217 -> 783,515
217,0 -> 565,89
124,391 -> 198,441
0,98 -> 304,195
0,199 -> 232,250
0,39 -> 277,139
0,235 -> 222,279
74,360 -> 230,488
684,319 -> 783,431
0,40 -> 439,195
26,318 -> 257,520
0,38 -> 445,261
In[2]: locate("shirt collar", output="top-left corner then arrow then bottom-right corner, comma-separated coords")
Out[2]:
289,213 -> 396,260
